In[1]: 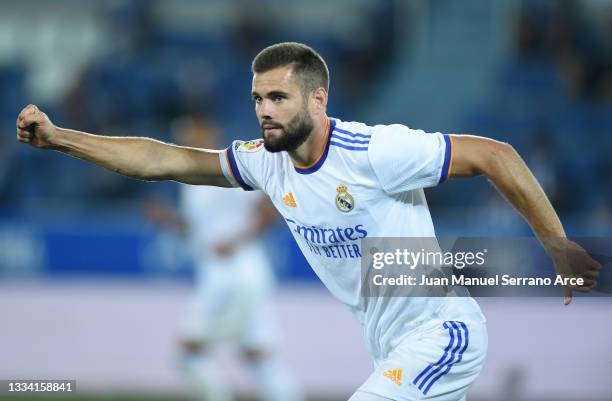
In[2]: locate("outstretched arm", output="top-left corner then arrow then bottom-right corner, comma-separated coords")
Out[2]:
449,135 -> 601,304
16,104 -> 231,187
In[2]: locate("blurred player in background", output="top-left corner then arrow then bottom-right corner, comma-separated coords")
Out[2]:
145,113 -> 303,401
16,42 -> 600,401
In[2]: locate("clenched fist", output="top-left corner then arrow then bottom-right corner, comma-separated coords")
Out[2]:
16,104 -> 57,149
544,237 -> 602,305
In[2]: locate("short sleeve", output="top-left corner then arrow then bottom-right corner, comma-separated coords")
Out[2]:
219,139 -> 267,191
367,124 -> 454,194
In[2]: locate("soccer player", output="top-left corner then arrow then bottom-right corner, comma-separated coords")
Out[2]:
16,42 -> 599,401
144,113 -> 303,401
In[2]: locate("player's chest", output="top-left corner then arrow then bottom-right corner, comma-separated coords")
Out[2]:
269,169 -> 378,227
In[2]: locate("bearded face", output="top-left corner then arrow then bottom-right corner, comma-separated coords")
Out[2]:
260,103 -> 314,153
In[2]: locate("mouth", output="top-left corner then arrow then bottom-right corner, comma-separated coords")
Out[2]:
262,124 -> 283,135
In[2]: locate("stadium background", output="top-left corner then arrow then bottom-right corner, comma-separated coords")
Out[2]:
0,0 -> 611,400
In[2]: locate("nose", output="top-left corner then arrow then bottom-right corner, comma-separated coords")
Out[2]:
257,99 -> 273,121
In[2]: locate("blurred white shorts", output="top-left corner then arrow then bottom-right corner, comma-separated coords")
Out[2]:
354,319 -> 487,401
179,267 -> 279,350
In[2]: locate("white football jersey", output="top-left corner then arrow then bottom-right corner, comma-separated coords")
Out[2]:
179,185 -> 274,291
219,117 -> 485,361
180,185 -> 263,254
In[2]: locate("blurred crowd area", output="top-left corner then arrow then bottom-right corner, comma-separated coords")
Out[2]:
0,0 -> 610,234
448,0 -> 612,233
0,0 -> 399,214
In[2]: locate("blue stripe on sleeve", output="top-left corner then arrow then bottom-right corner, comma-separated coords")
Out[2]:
226,145 -> 254,191
333,127 -> 371,139
331,133 -> 370,144
330,141 -> 369,151
438,134 -> 452,184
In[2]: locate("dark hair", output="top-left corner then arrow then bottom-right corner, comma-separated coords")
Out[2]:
252,42 -> 329,95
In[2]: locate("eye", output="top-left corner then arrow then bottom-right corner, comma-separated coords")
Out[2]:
252,95 -> 262,104
274,95 -> 285,103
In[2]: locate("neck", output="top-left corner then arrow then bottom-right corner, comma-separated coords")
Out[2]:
289,115 -> 329,167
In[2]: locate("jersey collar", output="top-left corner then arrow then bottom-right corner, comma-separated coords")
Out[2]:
292,117 -> 336,175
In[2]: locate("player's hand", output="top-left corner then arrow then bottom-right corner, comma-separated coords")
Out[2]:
544,238 -> 601,305
16,104 -> 58,149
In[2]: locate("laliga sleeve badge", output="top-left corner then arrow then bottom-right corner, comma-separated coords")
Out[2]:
237,139 -> 264,152
335,185 -> 354,213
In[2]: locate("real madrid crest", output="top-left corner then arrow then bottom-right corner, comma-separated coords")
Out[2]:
335,185 -> 355,213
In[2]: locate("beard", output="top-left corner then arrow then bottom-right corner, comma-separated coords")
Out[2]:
261,107 -> 314,153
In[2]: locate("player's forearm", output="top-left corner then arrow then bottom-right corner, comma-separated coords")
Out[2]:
17,105 -> 229,186
49,127 -> 225,184
48,127 -> 182,180
483,144 -> 566,241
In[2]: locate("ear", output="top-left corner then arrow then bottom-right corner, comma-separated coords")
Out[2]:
310,87 -> 328,116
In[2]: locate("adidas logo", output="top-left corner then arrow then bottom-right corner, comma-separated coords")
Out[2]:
383,368 -> 402,386
283,192 -> 297,208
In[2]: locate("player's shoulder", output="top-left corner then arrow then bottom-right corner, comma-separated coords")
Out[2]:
325,118 -> 378,180
366,120 -> 437,156
329,118 -> 374,155
332,118 -> 420,143
224,137 -> 286,192
231,138 -> 266,155
229,138 -> 283,163
332,118 -> 444,171
331,118 -> 423,158
370,121 -> 426,137
230,137 -> 287,176
333,118 -> 375,135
